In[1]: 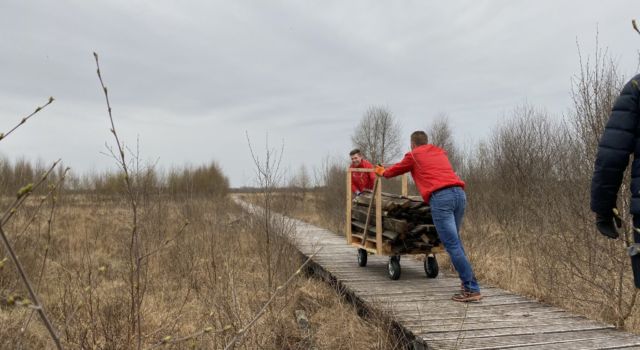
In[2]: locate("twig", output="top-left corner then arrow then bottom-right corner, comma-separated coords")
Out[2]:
0,97 -> 55,142
138,221 -> 190,263
223,248 -> 322,350
13,168 -> 69,240
94,51 -> 143,350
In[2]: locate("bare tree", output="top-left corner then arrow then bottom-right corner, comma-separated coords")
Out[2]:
289,164 -> 311,199
426,113 -> 462,171
351,106 -> 402,164
245,132 -> 286,295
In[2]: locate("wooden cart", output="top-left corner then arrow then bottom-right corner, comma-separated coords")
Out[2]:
346,168 -> 444,280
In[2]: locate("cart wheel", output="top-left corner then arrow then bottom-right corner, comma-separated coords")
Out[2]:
388,256 -> 401,280
424,255 -> 439,278
357,248 -> 368,267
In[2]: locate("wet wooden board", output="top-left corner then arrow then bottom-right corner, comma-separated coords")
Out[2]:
236,199 -> 640,350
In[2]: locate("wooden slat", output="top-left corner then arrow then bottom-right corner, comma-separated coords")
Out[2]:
375,176 -> 383,254
427,330 -> 640,350
401,173 -> 408,197
419,323 -> 614,341
345,168 -> 352,245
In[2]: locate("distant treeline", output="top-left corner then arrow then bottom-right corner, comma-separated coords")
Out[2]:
0,157 -> 229,197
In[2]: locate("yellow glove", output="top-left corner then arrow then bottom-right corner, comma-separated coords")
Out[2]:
375,165 -> 385,177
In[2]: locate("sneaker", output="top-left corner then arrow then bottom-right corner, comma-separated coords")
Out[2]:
452,291 -> 482,302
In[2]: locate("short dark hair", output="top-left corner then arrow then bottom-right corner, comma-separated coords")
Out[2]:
411,131 -> 428,146
349,149 -> 362,156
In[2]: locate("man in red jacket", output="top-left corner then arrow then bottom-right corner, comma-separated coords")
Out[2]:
375,131 -> 481,302
349,149 -> 375,195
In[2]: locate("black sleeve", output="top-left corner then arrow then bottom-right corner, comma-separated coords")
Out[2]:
591,75 -> 640,215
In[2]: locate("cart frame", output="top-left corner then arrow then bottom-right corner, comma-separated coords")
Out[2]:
346,168 -> 443,280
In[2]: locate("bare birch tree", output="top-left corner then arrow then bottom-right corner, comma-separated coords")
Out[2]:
427,113 -> 462,171
351,106 -> 402,165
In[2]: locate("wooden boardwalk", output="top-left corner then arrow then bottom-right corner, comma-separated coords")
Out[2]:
236,199 -> 640,349
291,217 -> 640,350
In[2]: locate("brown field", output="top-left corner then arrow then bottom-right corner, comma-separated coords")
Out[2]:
0,193 -> 404,349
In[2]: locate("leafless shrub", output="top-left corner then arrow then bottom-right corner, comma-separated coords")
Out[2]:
314,156 -> 347,232
569,38 -> 624,173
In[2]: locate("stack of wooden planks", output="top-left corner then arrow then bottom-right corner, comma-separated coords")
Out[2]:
351,191 -> 440,254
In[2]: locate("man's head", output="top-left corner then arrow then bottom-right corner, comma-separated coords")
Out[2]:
410,131 -> 428,149
350,149 -> 363,166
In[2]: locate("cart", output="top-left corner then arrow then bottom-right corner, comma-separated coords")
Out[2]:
346,168 -> 444,280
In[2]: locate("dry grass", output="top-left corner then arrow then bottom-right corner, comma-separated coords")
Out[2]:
0,192 -> 402,349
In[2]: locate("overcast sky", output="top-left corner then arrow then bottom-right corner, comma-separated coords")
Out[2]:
1,1 -> 639,187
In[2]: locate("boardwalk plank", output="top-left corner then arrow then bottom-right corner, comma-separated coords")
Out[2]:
428,330 -> 640,349
419,323 -> 614,341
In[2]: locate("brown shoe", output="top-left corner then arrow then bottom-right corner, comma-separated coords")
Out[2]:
452,291 -> 482,302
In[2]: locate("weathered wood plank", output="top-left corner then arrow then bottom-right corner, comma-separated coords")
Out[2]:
419,323 -> 614,341
427,329 -> 640,349
399,312 -> 576,327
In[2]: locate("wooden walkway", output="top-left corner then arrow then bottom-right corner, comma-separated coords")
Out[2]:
237,199 -> 640,349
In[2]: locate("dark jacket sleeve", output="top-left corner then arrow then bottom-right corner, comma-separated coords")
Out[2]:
591,75 -> 640,215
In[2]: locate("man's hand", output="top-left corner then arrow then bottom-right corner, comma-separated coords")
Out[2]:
375,165 -> 385,177
596,208 -> 622,239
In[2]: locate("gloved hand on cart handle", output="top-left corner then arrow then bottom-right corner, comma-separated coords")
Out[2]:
375,164 -> 385,177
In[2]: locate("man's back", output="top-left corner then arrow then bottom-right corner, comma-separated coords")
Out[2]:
385,144 -> 464,203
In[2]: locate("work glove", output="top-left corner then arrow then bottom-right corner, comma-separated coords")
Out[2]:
596,208 -> 622,239
375,164 -> 385,177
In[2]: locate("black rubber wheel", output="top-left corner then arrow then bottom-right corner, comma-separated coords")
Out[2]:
388,256 -> 401,280
357,248 -> 368,267
424,255 -> 439,278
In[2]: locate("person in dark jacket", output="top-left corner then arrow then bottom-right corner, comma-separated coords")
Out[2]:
591,74 -> 640,288
376,131 -> 482,302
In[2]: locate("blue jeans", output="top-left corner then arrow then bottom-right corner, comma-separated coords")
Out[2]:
430,187 -> 480,293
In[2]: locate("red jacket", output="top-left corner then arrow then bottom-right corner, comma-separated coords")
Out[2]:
383,144 -> 464,204
350,159 -> 375,193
